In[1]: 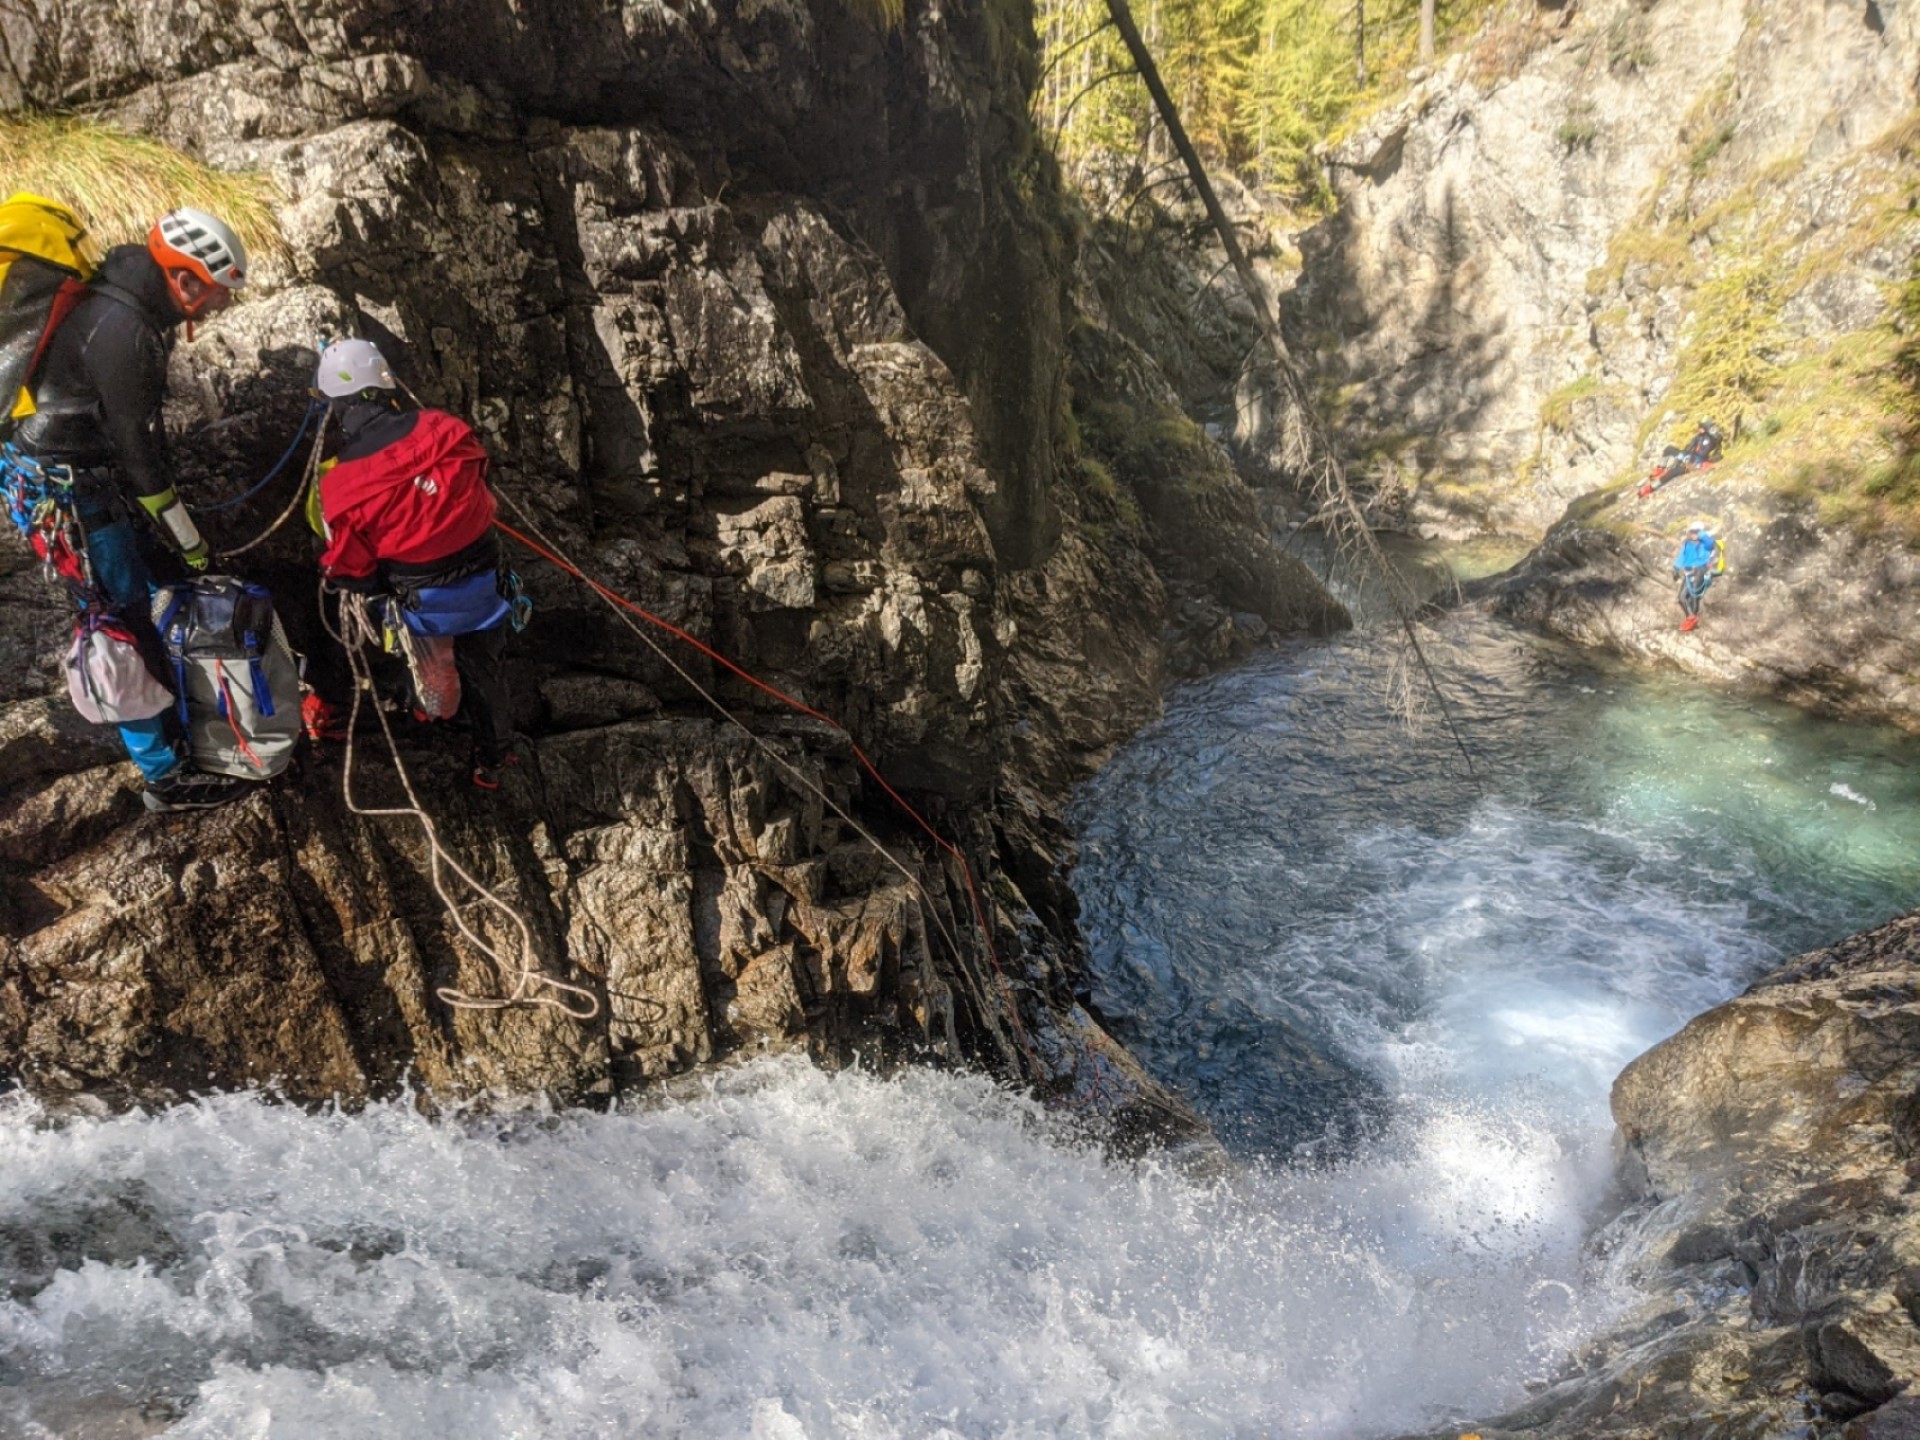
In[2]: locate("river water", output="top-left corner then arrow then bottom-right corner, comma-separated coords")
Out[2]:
4,615 -> 1917,1439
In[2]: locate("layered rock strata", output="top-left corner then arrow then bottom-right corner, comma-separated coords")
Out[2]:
0,0 -> 1339,1109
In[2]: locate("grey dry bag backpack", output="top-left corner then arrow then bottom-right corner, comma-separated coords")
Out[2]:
153,575 -> 302,779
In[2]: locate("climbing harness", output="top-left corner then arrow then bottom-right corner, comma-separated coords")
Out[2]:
1680,567 -> 1716,601
0,444 -> 94,595
490,491 -> 1046,1082
328,587 -> 599,1022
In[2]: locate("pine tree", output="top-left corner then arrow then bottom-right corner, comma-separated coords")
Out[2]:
1034,0 -> 1500,204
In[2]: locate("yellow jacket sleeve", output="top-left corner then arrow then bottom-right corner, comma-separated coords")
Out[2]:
306,458 -> 335,539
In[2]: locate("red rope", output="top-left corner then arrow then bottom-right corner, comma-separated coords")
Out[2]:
215,663 -> 266,773
493,519 -> 1044,1079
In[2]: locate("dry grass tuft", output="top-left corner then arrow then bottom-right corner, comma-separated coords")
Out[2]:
1467,0 -> 1562,86
0,113 -> 287,267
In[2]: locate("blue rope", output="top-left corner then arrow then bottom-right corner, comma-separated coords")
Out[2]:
202,400 -> 320,513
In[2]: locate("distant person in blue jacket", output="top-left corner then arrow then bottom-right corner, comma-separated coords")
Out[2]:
1672,521 -> 1726,633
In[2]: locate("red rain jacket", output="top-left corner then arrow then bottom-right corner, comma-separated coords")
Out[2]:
318,409 -> 496,581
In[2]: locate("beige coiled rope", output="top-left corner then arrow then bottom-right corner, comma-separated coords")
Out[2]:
329,588 -> 600,1021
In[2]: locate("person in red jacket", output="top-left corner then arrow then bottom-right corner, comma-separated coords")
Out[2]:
311,338 -> 521,789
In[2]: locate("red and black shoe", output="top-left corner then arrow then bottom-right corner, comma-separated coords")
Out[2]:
301,692 -> 351,744
471,750 -> 523,792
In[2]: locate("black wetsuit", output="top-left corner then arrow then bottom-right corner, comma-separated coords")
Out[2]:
13,247 -> 186,780
16,246 -> 181,513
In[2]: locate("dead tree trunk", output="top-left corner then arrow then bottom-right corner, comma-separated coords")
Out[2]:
1102,0 -> 1285,358
1099,0 -> 1473,763
1419,0 -> 1436,64
1355,0 -> 1368,86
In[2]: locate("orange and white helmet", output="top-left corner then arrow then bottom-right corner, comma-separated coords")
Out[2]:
149,207 -> 248,305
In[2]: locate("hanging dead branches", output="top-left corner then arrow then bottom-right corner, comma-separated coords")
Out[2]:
1099,0 -> 1475,768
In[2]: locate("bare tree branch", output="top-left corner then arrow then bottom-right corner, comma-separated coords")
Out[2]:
1051,65 -> 1139,134
1037,17 -> 1116,87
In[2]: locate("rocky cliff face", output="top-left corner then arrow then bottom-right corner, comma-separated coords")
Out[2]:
1299,0 -> 1918,532
1292,0 -> 1920,724
0,0 -> 1339,1110
1413,913 -> 1920,1440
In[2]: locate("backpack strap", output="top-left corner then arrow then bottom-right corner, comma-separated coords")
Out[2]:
88,280 -> 158,326
214,663 -> 265,772
18,277 -> 89,400
242,624 -> 275,717
70,614 -> 106,711
158,591 -> 192,728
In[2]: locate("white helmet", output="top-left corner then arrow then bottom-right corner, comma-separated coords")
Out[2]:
149,207 -> 248,291
314,337 -> 398,399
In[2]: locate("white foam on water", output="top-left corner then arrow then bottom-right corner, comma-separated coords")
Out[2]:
1328,803 -> 1771,1105
0,1060 -> 1625,1440
10,620 -> 1916,1438
1054,621 -> 1920,1440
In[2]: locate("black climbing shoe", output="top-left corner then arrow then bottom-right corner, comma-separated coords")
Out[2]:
142,770 -> 252,814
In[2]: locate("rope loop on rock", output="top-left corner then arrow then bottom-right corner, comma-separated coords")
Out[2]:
221,407 -> 331,560
202,400 -> 323,514
328,587 -> 600,1023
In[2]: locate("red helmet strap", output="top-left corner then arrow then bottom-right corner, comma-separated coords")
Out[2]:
159,263 -> 214,332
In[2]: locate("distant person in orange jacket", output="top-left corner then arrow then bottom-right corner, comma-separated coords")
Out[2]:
310,338 -> 524,789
